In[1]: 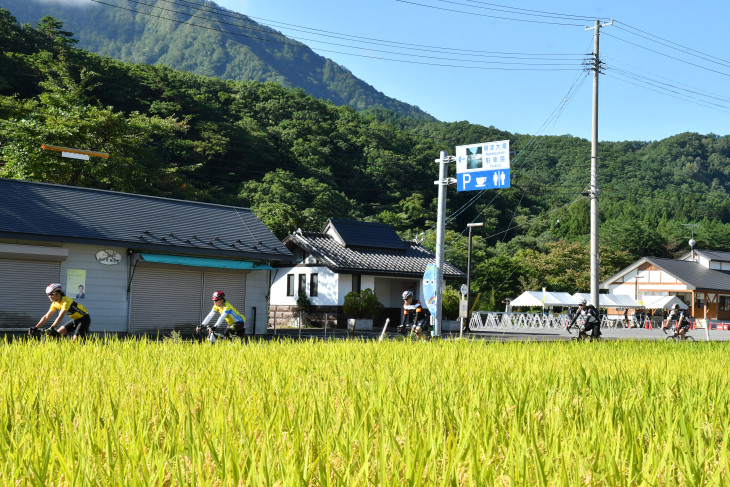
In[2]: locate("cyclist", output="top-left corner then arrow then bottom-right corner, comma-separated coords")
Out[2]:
197,291 -> 246,339
665,303 -> 691,340
567,298 -> 601,340
31,283 -> 91,341
399,290 -> 429,338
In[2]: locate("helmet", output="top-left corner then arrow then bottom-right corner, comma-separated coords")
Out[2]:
578,298 -> 587,306
671,303 -> 680,310
402,290 -> 413,300
212,291 -> 225,301
46,283 -> 62,295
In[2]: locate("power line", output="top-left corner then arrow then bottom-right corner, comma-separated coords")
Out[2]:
162,0 -> 586,57
395,0 -> 602,26
86,0 -> 586,70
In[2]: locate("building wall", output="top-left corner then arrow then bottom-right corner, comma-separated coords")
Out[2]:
270,265 -> 338,306
245,270 -> 270,335
61,243 -> 130,332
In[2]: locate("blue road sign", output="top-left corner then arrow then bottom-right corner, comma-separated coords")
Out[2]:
457,169 -> 511,191
455,140 -> 511,192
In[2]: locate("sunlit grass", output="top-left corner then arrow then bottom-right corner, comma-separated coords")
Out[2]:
1,337 -> 728,485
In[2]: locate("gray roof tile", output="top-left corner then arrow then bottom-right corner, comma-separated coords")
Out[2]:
285,228 -> 466,280
645,257 -> 730,291
0,178 -> 291,260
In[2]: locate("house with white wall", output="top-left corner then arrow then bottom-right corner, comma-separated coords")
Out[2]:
0,178 -> 291,336
269,219 -> 466,327
601,249 -> 730,321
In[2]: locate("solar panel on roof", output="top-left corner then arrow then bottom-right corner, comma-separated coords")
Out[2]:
327,219 -> 406,250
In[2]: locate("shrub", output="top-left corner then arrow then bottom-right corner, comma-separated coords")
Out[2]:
442,286 -> 461,320
343,288 -> 384,320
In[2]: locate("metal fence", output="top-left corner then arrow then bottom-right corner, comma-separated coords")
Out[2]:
468,312 -> 628,331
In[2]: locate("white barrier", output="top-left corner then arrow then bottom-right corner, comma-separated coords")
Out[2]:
469,312 -> 619,331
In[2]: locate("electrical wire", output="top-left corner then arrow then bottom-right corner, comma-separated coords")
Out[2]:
86,0 -> 586,70
395,0 -> 602,27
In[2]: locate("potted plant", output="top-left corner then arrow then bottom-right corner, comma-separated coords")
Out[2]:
293,292 -> 311,331
441,286 -> 462,332
343,288 -> 383,331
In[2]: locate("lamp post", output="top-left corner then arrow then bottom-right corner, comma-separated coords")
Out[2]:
465,223 -> 484,336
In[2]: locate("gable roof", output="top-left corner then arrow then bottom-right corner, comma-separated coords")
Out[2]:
0,178 -> 291,261
690,249 -> 730,262
284,228 -> 466,280
602,255 -> 730,292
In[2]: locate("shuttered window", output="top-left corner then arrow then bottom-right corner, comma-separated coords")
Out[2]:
129,266 -> 202,334
129,265 -> 247,335
0,259 -> 61,330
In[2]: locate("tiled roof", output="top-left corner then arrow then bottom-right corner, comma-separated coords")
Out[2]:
285,229 -> 466,280
693,249 -> 730,262
644,257 -> 730,291
0,178 -> 291,261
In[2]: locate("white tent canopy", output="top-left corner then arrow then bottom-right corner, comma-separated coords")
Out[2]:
639,295 -> 688,310
572,293 -> 642,308
510,291 -> 577,307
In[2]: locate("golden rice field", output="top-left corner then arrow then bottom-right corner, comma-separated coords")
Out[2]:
1,337 -> 729,486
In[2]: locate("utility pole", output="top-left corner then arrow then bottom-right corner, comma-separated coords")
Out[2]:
433,150 -> 453,338
464,222 -> 483,339
586,19 -> 612,310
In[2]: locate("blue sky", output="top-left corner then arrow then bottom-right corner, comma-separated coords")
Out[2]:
215,0 -> 730,143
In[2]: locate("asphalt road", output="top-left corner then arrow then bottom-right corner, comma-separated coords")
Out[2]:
263,326 -> 729,342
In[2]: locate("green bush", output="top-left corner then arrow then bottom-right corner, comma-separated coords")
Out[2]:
442,287 -> 461,320
343,288 -> 384,320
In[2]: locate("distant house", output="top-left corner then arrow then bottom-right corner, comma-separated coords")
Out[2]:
601,249 -> 730,320
0,178 -> 291,335
270,219 -> 466,327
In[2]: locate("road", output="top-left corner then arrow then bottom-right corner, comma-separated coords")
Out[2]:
263,326 -> 728,342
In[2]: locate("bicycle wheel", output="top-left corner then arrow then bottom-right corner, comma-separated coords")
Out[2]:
684,335 -> 696,342
665,335 -> 677,341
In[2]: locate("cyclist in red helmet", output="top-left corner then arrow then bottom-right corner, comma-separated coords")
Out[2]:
196,291 -> 246,339
31,283 -> 91,341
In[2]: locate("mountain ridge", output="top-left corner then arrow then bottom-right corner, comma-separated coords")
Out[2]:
1,0 -> 436,120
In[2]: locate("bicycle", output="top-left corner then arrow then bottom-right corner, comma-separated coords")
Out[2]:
566,321 -> 601,342
28,326 -> 67,342
662,325 -> 695,341
397,321 -> 431,341
196,324 -> 246,343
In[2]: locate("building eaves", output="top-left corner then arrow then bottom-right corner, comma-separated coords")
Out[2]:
0,178 -> 291,261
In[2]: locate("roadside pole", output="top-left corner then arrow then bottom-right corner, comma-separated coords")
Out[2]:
433,151 -> 454,338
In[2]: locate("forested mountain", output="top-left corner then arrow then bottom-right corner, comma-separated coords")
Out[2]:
3,10 -> 730,310
0,0 -> 433,120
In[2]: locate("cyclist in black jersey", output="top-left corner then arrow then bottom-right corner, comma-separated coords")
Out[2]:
567,298 -> 601,340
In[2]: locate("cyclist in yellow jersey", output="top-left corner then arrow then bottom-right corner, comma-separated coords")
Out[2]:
32,283 -> 91,341
196,291 -> 246,338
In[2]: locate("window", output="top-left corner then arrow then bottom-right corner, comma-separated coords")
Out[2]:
720,295 -> 730,312
286,275 -> 295,297
695,295 -> 706,309
310,273 -> 318,297
352,275 -> 361,293
299,274 -> 307,296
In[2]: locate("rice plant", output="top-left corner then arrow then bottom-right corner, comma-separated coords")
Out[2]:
0,336 -> 728,485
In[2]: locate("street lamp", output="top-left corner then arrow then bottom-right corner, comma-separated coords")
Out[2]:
465,222 -> 484,336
